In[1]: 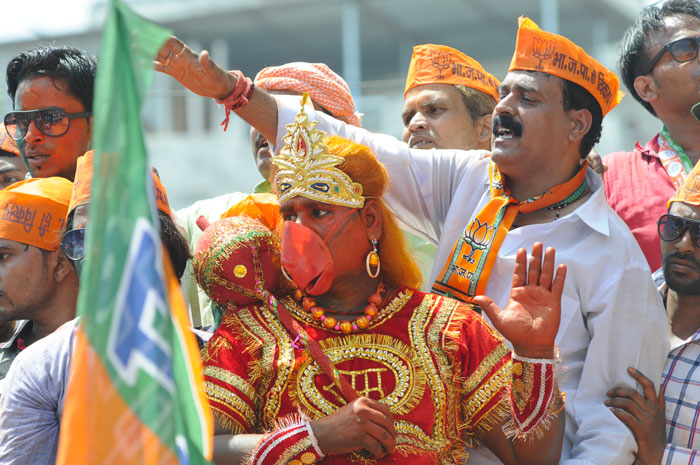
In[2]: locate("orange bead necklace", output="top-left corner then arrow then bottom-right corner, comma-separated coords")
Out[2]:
293,283 -> 385,335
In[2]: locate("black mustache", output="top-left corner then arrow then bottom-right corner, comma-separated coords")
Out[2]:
492,114 -> 523,138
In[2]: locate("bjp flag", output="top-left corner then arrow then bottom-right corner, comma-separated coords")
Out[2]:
56,1 -> 213,464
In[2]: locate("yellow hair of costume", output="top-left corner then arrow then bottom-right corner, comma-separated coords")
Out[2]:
322,135 -> 422,290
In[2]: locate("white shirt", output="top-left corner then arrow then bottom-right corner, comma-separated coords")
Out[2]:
0,319 -> 77,465
275,96 -> 670,465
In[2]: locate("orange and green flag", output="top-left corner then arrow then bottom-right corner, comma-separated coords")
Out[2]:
56,1 -> 213,463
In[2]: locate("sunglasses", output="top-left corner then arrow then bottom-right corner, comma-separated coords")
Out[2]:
658,214 -> 700,248
61,228 -> 86,261
4,107 -> 92,141
641,36 -> 700,76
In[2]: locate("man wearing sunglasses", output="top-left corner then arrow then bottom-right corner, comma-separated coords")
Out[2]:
0,177 -> 76,384
607,163 -> 700,464
0,154 -> 192,464
4,45 -> 96,181
605,0 -> 700,274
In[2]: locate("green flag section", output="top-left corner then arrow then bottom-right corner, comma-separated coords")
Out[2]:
56,1 -> 213,463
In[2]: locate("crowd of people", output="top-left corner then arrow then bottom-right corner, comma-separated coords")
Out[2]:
0,0 -> 698,464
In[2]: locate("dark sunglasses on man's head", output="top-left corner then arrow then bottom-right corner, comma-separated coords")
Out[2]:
60,228 -> 86,261
641,36 -> 700,76
4,107 -> 92,141
658,214 -> 700,248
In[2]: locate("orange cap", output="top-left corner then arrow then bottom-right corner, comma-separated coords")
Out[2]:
151,170 -> 172,218
69,150 -> 172,217
0,125 -> 19,157
69,151 -> 92,213
0,177 -> 72,250
405,44 -> 500,101
508,17 -> 624,117
668,163 -> 700,207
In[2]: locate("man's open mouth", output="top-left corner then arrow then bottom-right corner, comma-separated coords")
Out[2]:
494,127 -> 517,139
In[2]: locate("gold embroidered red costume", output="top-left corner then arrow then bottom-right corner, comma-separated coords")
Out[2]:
191,94 -> 564,464
203,289 -> 512,463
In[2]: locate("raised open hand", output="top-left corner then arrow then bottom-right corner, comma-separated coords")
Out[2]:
474,242 -> 566,359
154,36 -> 236,100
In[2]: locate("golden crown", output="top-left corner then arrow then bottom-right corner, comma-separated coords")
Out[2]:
272,94 -> 364,208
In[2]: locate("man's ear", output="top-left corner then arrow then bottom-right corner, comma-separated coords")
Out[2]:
475,113 -> 493,149
360,199 -> 384,242
633,74 -> 658,104
54,251 -> 76,283
567,108 -> 592,144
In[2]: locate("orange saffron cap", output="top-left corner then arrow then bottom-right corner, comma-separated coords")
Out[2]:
0,125 -> 19,157
668,162 -> 700,207
405,44 -> 500,101
0,177 -> 72,250
69,150 -> 172,217
508,17 -> 624,116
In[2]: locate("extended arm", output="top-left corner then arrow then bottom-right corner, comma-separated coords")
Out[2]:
156,36 -> 481,245
155,37 -> 279,143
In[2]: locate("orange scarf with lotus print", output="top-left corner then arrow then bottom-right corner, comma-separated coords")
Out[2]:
432,161 -> 588,302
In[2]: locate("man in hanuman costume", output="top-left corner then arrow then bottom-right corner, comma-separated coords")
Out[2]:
195,95 -> 568,465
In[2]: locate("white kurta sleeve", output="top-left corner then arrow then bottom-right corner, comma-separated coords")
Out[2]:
274,95 -> 485,244
564,265 -> 669,465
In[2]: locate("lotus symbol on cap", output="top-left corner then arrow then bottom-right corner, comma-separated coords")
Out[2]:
532,37 -> 556,70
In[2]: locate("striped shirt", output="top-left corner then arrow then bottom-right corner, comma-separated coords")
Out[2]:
663,329 -> 700,464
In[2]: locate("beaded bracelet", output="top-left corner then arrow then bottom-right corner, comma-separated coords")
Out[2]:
216,70 -> 255,131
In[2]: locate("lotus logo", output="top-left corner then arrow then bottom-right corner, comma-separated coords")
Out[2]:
462,218 -> 496,264
430,51 -> 452,79
532,37 -> 555,70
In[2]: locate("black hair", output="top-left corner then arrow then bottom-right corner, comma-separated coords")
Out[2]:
158,210 -> 191,281
454,85 -> 498,122
64,208 -> 191,281
6,45 -> 97,111
618,0 -> 700,116
562,79 -> 603,158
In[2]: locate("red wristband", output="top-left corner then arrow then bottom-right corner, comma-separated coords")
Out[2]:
505,352 -> 564,439
249,419 -> 324,465
216,70 -> 254,131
